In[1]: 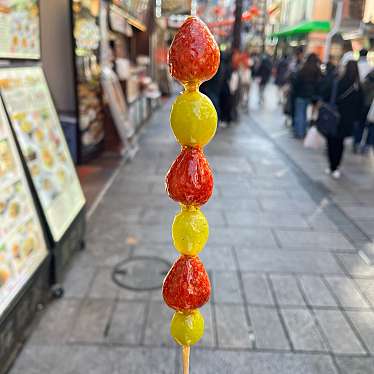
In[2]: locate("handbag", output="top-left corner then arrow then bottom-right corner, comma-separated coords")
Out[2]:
316,81 -> 340,137
304,126 -> 324,149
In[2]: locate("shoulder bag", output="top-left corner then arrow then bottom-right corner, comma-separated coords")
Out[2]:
316,81 -> 340,137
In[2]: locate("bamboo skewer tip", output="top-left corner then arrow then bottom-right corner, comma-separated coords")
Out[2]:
182,345 -> 190,374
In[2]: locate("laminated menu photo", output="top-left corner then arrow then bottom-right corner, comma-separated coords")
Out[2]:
0,67 -> 86,242
0,0 -> 40,59
0,98 -> 47,316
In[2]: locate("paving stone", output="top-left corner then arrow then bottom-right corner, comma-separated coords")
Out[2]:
270,275 -> 305,306
337,254 -> 374,277
9,344 -> 69,373
199,246 -> 236,271
69,299 -> 113,343
314,310 -> 365,354
249,306 -> 289,350
30,299 -> 80,344
335,356 -> 374,374
63,264 -> 96,298
346,311 -> 374,354
112,347 -> 176,374
281,309 -> 327,352
196,303 -> 215,348
298,275 -> 337,307
242,273 -> 274,305
235,249 -> 344,274
106,301 -> 146,345
258,198 -> 317,213
215,304 -> 251,348
209,156 -> 253,174
275,230 -> 355,251
213,228 -> 278,248
212,271 -> 243,303
225,211 -> 309,229
144,301 -> 174,346
341,206 -> 374,220
53,346 -> 114,373
355,279 -> 374,307
325,276 -> 369,308
88,268 -> 119,299
188,350 -> 338,374
304,213 -> 339,232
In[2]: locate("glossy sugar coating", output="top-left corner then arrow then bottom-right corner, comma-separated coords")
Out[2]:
168,16 -> 220,86
170,90 -> 217,147
164,16 -> 219,351
165,147 -> 213,206
172,205 -> 209,256
163,255 -> 211,311
170,309 -> 204,346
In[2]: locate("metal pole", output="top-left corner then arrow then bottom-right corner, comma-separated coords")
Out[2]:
233,0 -> 243,50
323,0 -> 344,63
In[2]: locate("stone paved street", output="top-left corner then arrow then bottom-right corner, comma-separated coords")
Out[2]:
10,91 -> 374,373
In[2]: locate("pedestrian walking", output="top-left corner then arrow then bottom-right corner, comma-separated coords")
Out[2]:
353,49 -> 373,153
360,69 -> 374,152
321,60 -> 363,179
256,54 -> 272,105
200,54 -> 224,120
239,54 -> 252,112
219,52 -> 234,127
291,53 -> 322,138
274,55 -> 290,105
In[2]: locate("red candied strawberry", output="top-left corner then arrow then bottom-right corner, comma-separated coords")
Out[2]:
168,16 -> 220,86
165,147 -> 213,206
163,255 -> 211,311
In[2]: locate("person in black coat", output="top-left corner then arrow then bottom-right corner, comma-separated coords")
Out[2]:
321,60 -> 363,179
291,53 -> 322,138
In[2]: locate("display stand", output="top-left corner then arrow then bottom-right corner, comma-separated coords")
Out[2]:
0,67 -> 86,292
0,95 -> 49,374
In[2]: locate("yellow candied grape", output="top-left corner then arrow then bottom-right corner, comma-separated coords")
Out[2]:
170,309 -> 204,346
172,205 -> 209,256
170,90 -> 217,147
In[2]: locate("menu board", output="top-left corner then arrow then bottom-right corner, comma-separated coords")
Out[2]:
0,98 -> 47,316
0,67 -> 86,242
0,0 -> 40,59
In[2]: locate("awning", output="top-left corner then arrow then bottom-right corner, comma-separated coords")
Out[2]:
271,20 -> 331,37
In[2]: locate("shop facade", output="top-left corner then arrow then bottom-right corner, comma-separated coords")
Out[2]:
0,1 -> 163,372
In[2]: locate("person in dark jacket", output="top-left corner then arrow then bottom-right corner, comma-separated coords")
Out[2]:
291,53 -> 322,138
274,55 -> 290,104
200,54 -> 224,120
353,68 -> 374,153
256,54 -> 272,105
322,60 -> 363,179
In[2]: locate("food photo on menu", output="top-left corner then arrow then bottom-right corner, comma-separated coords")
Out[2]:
11,108 -> 73,208
0,0 -> 40,58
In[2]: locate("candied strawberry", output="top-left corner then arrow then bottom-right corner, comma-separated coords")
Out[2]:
168,16 -> 220,86
163,255 -> 211,311
165,147 -> 213,206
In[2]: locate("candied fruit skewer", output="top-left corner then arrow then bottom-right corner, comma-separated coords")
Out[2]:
163,16 -> 220,374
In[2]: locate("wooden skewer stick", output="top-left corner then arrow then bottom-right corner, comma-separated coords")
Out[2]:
182,345 -> 190,374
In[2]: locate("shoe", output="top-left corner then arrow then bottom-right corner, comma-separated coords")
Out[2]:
331,170 -> 341,179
